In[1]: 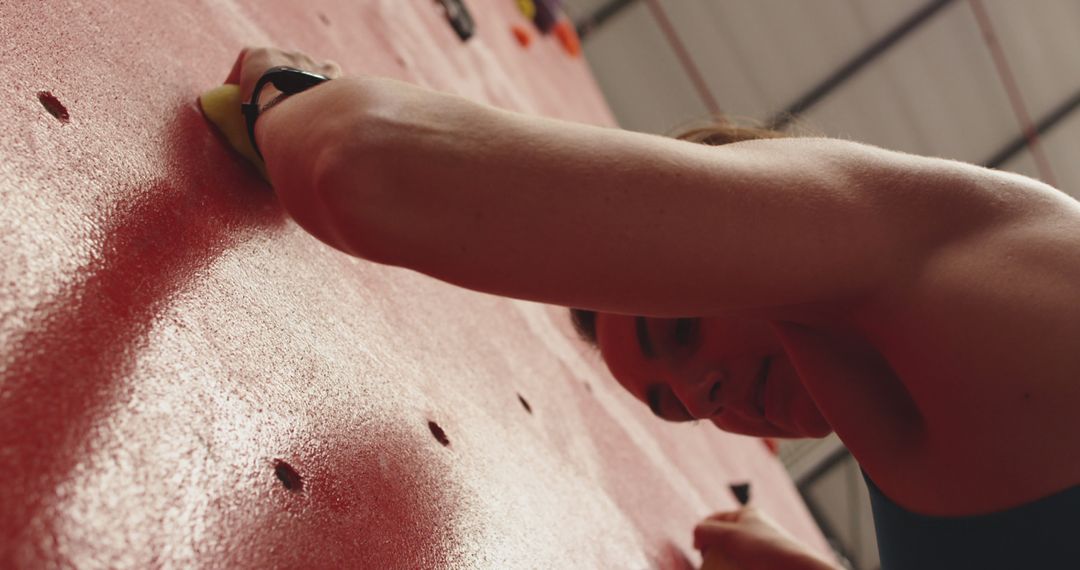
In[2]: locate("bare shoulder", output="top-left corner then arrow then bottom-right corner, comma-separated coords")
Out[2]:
858,165 -> 1080,514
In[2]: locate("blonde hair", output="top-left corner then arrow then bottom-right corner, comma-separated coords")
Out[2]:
668,117 -> 788,145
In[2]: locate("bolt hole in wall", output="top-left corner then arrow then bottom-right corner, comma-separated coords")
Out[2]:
318,12 -> 330,26
273,459 -> 303,492
428,420 -> 450,446
37,91 -> 69,123
517,393 -> 532,414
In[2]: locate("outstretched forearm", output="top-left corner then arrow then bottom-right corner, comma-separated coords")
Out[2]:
257,76 -> 994,318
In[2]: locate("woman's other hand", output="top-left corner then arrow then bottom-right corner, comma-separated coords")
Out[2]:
694,507 -> 838,570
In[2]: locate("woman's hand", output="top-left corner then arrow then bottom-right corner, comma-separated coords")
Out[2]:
225,46 -> 343,105
694,507 -> 838,570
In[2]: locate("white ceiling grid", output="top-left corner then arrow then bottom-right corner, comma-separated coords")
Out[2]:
570,0 -> 1079,196
577,2 -> 711,134
803,2 -> 1016,164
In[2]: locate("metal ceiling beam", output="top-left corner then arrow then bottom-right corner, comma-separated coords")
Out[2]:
768,0 -> 957,130
575,0 -> 640,40
985,89 -> 1080,170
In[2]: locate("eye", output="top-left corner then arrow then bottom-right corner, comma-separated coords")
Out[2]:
673,318 -> 699,346
654,317 -> 701,360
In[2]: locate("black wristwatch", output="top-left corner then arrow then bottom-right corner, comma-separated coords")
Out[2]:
241,66 -> 330,159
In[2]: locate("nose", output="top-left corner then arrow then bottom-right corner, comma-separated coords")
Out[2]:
671,370 -> 725,419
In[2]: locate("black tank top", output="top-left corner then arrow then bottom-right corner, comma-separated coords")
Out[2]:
862,470 -> 1080,569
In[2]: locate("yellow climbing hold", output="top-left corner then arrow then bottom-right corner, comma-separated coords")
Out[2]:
516,0 -> 536,20
197,84 -> 268,180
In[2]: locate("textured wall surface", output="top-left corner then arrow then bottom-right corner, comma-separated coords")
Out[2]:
0,1 -> 829,568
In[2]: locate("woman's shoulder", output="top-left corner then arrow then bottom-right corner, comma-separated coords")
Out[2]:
853,177 -> 1080,515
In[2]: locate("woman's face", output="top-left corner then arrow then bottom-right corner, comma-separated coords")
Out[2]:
594,314 -> 832,438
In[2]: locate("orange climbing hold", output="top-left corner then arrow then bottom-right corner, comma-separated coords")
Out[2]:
512,24 -> 532,47
553,20 -> 580,57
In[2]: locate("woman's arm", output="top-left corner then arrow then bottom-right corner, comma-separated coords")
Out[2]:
258,75 -> 1022,319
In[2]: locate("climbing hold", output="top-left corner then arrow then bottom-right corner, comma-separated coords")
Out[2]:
198,84 -> 267,180
511,24 -> 532,48
553,20 -> 580,57
437,0 -> 475,42
515,0 -> 536,20
532,0 -> 562,34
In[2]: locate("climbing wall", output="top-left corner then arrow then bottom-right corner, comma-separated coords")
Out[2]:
0,1 -> 832,568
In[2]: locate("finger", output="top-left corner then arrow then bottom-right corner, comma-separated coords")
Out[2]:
703,510 -> 740,522
321,61 -> 343,79
224,48 -> 249,84
693,520 -> 737,550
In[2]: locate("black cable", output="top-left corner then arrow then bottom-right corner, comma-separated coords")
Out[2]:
985,88 -> 1080,169
768,0 -> 956,130
575,0 -> 640,41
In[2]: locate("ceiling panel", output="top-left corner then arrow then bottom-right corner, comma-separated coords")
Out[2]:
999,149 -> 1041,182
982,0 -> 1080,123
581,2 -> 710,134
563,0 -> 623,21
802,1 -> 1017,163
660,0 -> 925,119
995,112 -> 1079,199
1036,109 -> 1080,198
571,0 -> 1076,187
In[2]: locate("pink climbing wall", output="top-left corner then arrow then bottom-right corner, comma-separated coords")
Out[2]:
0,1 -> 831,568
